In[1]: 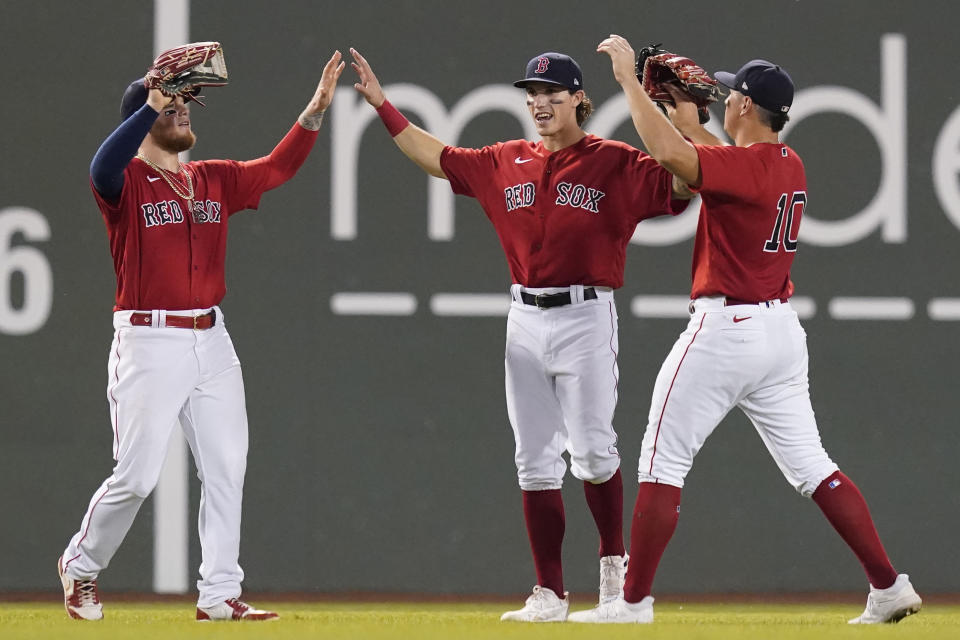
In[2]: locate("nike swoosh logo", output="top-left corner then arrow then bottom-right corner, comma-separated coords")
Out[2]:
147,175 -> 161,182
733,315 -> 752,323
514,157 -> 533,164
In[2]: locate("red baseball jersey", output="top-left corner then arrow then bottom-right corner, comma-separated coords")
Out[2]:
440,134 -> 684,288
92,123 -> 316,311
689,143 -> 807,302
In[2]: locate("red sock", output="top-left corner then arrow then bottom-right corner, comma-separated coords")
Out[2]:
583,469 -> 626,557
812,471 -> 898,589
623,482 -> 682,602
522,489 -> 565,595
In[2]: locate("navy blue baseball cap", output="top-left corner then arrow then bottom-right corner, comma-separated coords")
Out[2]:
715,60 -> 794,114
120,79 -> 148,121
514,52 -> 583,91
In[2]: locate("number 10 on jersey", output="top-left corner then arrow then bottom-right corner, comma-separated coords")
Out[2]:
764,191 -> 807,253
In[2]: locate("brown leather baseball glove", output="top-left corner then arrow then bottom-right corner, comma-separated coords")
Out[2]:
636,44 -> 719,123
144,41 -> 228,105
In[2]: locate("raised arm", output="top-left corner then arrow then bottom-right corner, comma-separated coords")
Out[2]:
297,50 -> 345,131
237,50 -> 345,191
597,35 -> 703,187
350,48 -> 447,179
89,88 -> 168,200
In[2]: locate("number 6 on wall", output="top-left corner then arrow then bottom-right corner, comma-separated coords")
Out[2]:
0,207 -> 52,335
764,191 -> 807,253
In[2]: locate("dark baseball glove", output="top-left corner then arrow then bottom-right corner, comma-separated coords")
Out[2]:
636,44 -> 718,124
144,41 -> 228,105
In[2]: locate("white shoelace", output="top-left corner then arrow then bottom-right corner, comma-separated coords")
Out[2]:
528,587 -> 553,610
75,581 -> 99,607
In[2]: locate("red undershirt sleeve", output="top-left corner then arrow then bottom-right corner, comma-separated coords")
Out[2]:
216,122 -> 320,213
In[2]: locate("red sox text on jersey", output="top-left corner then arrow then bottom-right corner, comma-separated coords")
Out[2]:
91,123 -> 318,311
441,135 -> 684,288
141,199 -> 222,227
505,181 -> 606,214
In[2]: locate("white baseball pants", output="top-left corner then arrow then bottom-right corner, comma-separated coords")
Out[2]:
638,297 -> 838,497
505,285 -> 622,490
62,307 -> 249,607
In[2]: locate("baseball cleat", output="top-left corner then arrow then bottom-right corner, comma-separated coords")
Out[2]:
848,573 -> 922,624
500,586 -> 569,622
196,598 -> 279,621
58,555 -> 103,621
598,553 -> 629,604
567,595 -> 654,623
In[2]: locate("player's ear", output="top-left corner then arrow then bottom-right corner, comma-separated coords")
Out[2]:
572,89 -> 584,107
740,95 -> 753,117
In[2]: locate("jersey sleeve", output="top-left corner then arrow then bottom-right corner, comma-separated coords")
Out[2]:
692,144 -> 767,199
203,122 -> 319,215
440,144 -> 501,197
622,149 -> 688,221
91,165 -> 137,218
199,159 -> 266,214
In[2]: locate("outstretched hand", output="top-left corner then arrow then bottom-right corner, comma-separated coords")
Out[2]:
596,34 -> 639,86
300,50 -> 345,130
350,48 -> 386,108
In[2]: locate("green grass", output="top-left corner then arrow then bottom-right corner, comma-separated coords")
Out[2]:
2,601 -> 957,640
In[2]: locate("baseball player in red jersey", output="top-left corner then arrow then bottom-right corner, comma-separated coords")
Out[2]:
56,49 -> 345,622
570,35 -> 923,624
350,48 -> 689,621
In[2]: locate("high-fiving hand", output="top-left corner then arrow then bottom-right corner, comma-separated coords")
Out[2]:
299,50 -> 346,130
596,34 -> 640,86
350,48 -> 386,108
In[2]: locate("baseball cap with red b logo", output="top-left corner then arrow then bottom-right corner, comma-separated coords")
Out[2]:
514,52 -> 583,91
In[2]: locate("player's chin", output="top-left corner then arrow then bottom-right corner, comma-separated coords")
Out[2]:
172,131 -> 197,153
533,118 -> 555,135
155,129 -> 197,153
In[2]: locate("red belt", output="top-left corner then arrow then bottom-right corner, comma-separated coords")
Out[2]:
724,297 -> 789,306
130,310 -> 217,330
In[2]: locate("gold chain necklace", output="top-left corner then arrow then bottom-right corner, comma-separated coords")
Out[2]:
136,153 -> 195,203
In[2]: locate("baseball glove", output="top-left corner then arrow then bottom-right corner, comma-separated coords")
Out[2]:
144,41 -> 228,105
636,44 -> 718,124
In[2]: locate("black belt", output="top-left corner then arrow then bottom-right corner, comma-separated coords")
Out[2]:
520,287 -> 598,309
724,297 -> 789,306
130,309 -> 217,329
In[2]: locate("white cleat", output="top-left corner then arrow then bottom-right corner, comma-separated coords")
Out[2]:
567,595 -> 654,624
500,586 -> 569,622
599,554 -> 629,604
57,556 -> 103,621
196,598 -> 279,621
848,573 -> 922,624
